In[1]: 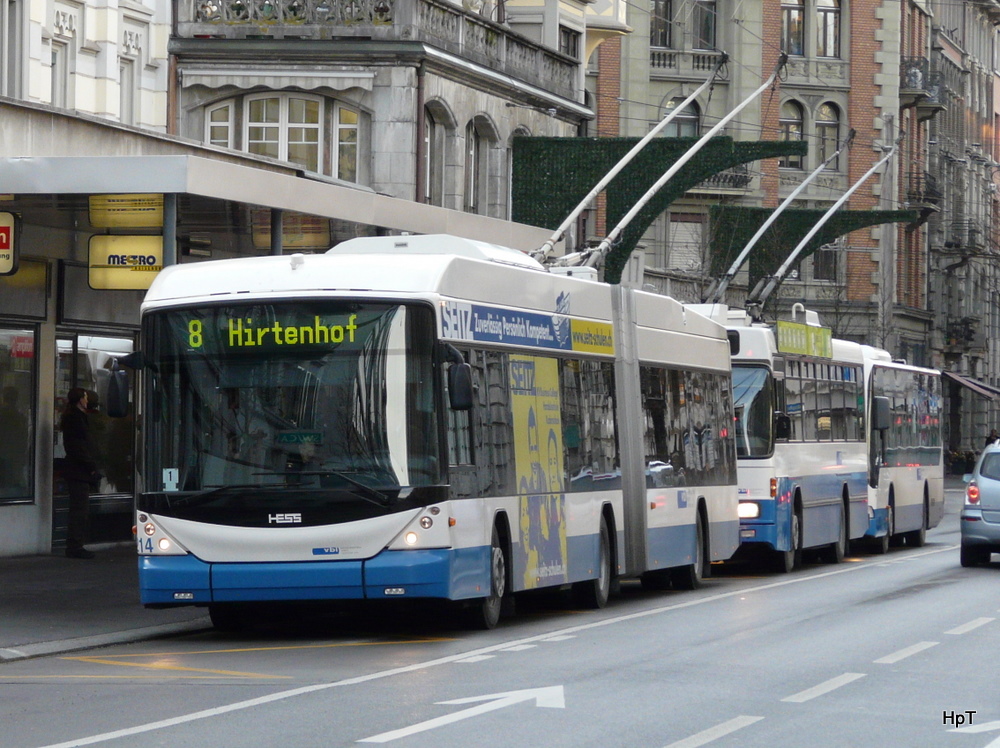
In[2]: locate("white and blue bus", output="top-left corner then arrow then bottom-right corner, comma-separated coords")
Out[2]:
691,305 -> 871,571
691,304 -> 944,571
132,235 -> 739,629
862,349 -> 944,551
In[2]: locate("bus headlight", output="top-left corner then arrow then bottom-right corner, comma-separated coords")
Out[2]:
738,502 -> 760,519
404,531 -> 419,545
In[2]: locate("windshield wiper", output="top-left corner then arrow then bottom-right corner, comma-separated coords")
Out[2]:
169,484 -> 270,508
255,470 -> 394,508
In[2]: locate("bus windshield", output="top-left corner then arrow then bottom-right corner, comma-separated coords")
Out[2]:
732,364 -> 773,458
139,301 -> 443,525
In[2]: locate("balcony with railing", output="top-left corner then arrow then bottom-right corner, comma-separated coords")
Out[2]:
900,57 -> 946,122
179,0 -> 579,100
692,163 -> 753,193
906,170 -> 942,223
649,48 -> 729,81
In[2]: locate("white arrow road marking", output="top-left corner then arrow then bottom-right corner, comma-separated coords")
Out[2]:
663,715 -> 764,748
950,720 -> 1000,748
357,686 -> 565,743
781,673 -> 865,703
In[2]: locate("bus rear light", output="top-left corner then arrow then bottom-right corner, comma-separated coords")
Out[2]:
770,478 -> 777,498
967,482 -> 981,504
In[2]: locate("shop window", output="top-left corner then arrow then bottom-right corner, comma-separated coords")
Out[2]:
0,327 -> 35,503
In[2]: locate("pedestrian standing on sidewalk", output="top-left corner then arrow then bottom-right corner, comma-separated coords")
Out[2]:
60,387 -> 100,559
987,428 -> 999,448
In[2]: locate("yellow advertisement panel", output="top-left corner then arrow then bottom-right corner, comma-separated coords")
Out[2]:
89,194 -> 164,229
569,319 -> 615,355
511,355 -> 568,589
89,236 -> 163,290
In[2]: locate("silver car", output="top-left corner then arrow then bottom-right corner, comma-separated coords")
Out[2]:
961,444 -> 1000,566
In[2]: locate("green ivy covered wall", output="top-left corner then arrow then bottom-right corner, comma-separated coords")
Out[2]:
709,205 -> 918,292
511,136 -> 807,283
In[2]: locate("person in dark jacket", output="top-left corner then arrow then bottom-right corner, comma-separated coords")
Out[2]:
60,387 -> 100,559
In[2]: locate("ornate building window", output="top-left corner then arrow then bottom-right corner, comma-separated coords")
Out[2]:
663,97 -> 700,138
204,93 -> 363,182
781,0 -> 804,56
816,0 -> 841,58
779,100 -> 804,168
817,103 -> 841,170
693,0 -> 716,50
650,0 -> 671,49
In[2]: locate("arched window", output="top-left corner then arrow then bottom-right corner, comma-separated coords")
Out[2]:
817,103 -> 841,170
779,101 -> 804,169
781,0 -> 804,56
816,0 -> 841,58
663,97 -> 700,138
464,116 -> 496,215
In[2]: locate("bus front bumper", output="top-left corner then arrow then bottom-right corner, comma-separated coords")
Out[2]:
139,546 -> 491,606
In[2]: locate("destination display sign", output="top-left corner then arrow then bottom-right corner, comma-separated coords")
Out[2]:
440,301 -> 615,355
776,320 -> 833,358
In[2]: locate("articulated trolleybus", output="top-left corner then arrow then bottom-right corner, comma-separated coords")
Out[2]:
691,304 -> 941,572
135,235 -> 738,629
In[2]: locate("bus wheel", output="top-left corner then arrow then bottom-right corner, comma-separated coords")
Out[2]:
209,603 -> 247,633
905,496 -> 928,548
671,512 -> 706,590
772,509 -> 801,573
465,527 -> 508,630
872,504 -> 892,555
573,517 -> 612,609
820,502 -> 847,564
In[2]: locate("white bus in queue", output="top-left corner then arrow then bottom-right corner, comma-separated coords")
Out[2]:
862,348 -> 944,551
132,234 -> 740,630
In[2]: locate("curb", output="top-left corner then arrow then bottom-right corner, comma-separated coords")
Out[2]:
0,618 -> 212,662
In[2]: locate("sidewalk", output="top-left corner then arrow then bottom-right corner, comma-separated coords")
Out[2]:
0,543 -> 210,662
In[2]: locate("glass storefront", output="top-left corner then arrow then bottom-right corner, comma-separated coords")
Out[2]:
0,327 -> 36,503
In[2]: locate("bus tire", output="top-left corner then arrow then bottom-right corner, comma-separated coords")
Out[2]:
209,603 -> 247,633
905,492 -> 929,548
573,516 -> 612,609
464,526 -> 509,630
821,501 -> 847,564
671,511 -> 706,590
772,506 -> 801,573
872,503 -> 892,555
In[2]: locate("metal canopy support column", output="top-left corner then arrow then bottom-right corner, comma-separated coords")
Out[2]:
271,209 -> 283,255
163,193 -> 177,266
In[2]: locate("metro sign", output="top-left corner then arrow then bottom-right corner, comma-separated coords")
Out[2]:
0,212 -> 16,276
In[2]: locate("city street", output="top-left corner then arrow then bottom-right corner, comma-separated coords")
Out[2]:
2,485 -> 998,748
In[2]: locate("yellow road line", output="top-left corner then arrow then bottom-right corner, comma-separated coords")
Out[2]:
63,656 -> 289,679
73,636 -> 454,659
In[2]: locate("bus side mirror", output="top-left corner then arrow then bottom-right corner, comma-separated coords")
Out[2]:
106,360 -> 129,419
872,396 -> 891,431
775,413 -> 791,440
448,362 -> 473,411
